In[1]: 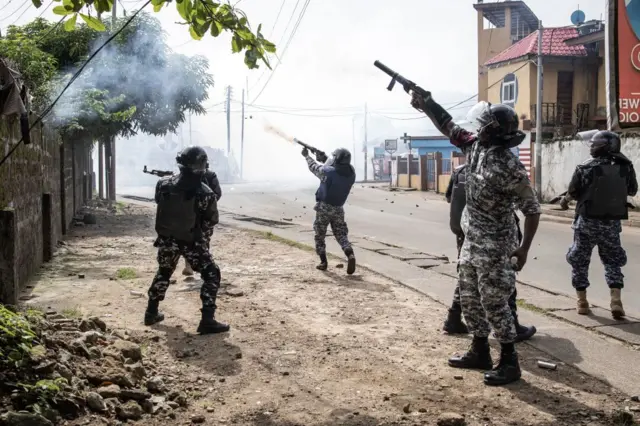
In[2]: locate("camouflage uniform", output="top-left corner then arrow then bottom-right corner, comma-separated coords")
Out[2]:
451,128 -> 541,343
306,156 -> 353,256
148,176 -> 221,309
565,157 -> 637,290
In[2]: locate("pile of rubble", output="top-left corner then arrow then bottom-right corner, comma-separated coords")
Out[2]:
0,308 -> 196,426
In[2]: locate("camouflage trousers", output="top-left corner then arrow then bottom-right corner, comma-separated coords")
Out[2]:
452,232 -> 518,316
313,202 -> 352,255
566,216 -> 627,290
184,228 -> 214,269
148,237 -> 221,309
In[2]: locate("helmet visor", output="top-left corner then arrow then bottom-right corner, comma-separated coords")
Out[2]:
465,101 -> 494,133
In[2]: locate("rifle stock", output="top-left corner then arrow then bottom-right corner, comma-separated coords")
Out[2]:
294,138 -> 327,159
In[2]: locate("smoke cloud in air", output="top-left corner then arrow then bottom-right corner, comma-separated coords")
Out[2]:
263,122 -> 295,144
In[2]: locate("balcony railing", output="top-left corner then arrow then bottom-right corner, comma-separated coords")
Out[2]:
530,103 -> 572,127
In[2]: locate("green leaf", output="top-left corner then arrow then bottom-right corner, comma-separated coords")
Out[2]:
151,0 -> 165,5
153,3 -> 163,12
80,13 -> 106,31
64,14 -> 78,31
189,26 -> 202,40
210,20 -> 222,37
31,0 -> 43,7
231,35 -> 242,53
53,5 -> 74,15
262,40 -> 276,54
235,29 -> 253,40
176,0 -> 192,20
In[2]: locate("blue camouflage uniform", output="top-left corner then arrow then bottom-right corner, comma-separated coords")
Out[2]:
565,156 -> 638,290
450,127 -> 541,343
305,154 -> 356,256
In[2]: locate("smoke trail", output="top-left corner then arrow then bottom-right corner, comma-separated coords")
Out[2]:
263,122 -> 295,144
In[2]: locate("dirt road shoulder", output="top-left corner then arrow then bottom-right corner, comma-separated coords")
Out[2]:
18,202 -> 639,426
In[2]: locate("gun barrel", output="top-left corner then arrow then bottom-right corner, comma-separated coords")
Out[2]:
374,60 -> 397,78
295,138 -> 315,152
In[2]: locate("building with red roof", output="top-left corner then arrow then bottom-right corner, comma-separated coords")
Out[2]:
474,1 -> 606,139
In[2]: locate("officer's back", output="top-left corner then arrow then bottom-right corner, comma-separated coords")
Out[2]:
155,147 -> 217,243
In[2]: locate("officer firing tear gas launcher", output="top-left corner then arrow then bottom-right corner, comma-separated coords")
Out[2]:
374,60 -> 541,386
296,138 -> 357,275
143,163 -> 222,277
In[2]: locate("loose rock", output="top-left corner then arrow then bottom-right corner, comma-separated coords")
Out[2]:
116,401 -> 143,421
5,412 -> 54,426
191,414 -> 206,424
86,392 -> 107,413
120,389 -> 151,401
437,412 -> 467,426
97,384 -> 122,399
147,376 -> 165,393
113,340 -> 142,362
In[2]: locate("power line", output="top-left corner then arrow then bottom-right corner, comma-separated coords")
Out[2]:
35,17 -> 64,43
0,0 -> 15,13
268,0 -> 286,39
0,0 -> 152,169
0,0 -> 30,23
250,0 -> 310,104
35,0 -> 54,18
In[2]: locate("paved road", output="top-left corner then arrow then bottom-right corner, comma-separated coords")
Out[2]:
119,181 -> 640,318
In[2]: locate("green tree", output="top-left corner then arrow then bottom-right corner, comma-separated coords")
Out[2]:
31,0 -> 276,70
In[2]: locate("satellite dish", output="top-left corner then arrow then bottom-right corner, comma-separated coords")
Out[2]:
571,9 -> 586,26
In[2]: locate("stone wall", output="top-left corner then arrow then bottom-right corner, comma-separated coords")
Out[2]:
0,117 -> 93,305
540,136 -> 640,204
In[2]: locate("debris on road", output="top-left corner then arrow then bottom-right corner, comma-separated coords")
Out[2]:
538,360 -> 558,370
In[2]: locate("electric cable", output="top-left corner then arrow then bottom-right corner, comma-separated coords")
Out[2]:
0,0 -> 152,169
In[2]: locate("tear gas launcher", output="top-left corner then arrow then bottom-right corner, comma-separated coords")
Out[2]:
294,138 -> 328,162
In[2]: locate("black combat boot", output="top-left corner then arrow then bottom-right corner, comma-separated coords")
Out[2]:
443,303 -> 469,335
513,312 -> 537,343
484,342 -> 521,386
144,299 -> 165,326
316,253 -> 328,271
345,248 -> 356,275
448,335 -> 493,370
197,308 -> 230,334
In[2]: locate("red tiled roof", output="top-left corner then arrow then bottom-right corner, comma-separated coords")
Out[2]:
484,27 -> 587,66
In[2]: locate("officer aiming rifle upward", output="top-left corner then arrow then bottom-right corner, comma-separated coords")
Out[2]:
295,138 -> 328,163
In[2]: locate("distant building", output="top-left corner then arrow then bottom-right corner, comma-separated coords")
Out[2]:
475,1 -> 606,138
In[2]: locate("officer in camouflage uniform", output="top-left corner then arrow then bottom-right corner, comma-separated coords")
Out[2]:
145,146 -> 230,334
182,164 -> 222,276
412,93 -> 541,386
443,164 -> 536,343
559,131 -> 638,319
303,147 -> 357,274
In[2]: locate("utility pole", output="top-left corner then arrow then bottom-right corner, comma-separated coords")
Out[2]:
98,140 -> 104,199
188,113 -> 192,146
535,21 -> 543,200
364,103 -> 368,182
225,86 -> 233,155
107,2 -> 118,201
401,133 -> 412,189
240,88 -> 245,179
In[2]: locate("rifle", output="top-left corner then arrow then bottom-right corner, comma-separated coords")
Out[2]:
294,138 -> 328,162
143,165 -> 173,177
373,60 -> 431,100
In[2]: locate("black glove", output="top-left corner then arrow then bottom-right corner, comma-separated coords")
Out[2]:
301,148 -> 309,157
316,151 -> 328,163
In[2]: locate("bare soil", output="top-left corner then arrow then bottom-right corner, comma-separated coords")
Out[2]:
23,202 -> 638,426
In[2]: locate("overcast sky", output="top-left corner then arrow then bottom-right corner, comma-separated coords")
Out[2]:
4,0 -> 606,181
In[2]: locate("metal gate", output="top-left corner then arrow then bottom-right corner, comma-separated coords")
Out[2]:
426,153 -> 436,190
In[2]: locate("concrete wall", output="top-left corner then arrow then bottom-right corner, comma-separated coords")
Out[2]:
0,117 -> 93,305
540,136 -> 640,204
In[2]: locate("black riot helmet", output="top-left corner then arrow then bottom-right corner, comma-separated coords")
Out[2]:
466,101 -> 526,148
589,130 -> 621,157
176,146 -> 208,174
330,148 -> 352,165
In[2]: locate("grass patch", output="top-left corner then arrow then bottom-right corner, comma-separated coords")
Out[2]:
248,230 -> 345,261
516,299 -> 547,314
61,306 -> 82,319
116,267 -> 137,280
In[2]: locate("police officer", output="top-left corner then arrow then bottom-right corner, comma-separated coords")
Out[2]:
303,147 -> 357,274
559,131 -> 638,319
182,163 -> 222,276
145,146 -> 230,334
412,93 -> 541,386
443,164 -> 536,343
